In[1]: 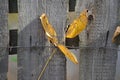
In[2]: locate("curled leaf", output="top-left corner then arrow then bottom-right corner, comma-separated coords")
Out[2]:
57,44 -> 78,64
40,13 -> 78,64
112,26 -> 120,44
40,13 -> 58,45
66,9 -> 88,38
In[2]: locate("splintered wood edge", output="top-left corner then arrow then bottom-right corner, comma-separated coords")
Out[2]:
112,26 -> 120,43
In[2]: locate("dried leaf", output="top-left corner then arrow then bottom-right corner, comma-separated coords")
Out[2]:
112,26 -> 120,44
66,9 -> 88,38
40,13 -> 58,45
40,13 -> 78,64
57,44 -> 78,64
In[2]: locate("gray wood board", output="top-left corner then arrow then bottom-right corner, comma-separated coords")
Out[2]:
115,46 -> 120,80
0,0 -> 9,80
18,0 -> 67,80
67,49 -> 79,80
115,1 -> 120,78
75,0 -> 119,80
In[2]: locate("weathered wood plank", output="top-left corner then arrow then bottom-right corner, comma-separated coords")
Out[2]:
0,0 -> 8,80
67,49 -> 79,80
66,12 -> 79,80
76,0 -> 119,80
115,46 -> 120,80
115,1 -> 120,78
18,0 -> 67,80
18,0 -> 46,80
41,0 -> 67,80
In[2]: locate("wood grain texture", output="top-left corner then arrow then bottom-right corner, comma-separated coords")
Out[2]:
41,0 -> 67,80
18,0 -> 67,80
76,0 -> 119,80
66,12 -> 79,80
0,0 -> 8,80
115,46 -> 120,80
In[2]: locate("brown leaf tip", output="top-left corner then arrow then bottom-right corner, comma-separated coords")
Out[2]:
40,13 -> 46,19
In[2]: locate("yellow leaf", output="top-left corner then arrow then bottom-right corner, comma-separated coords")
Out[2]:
40,13 -> 58,45
40,13 -> 78,64
66,9 -> 88,38
57,44 -> 78,64
112,26 -> 120,43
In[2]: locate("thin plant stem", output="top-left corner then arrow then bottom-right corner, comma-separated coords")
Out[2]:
38,48 -> 57,80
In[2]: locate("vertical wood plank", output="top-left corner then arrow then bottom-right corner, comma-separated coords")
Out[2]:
66,12 -> 79,80
0,0 -> 8,80
76,0 -> 119,80
18,0 -> 67,80
18,0 -> 46,80
67,49 -> 79,80
41,0 -> 67,80
115,46 -> 120,80
115,1 -> 120,79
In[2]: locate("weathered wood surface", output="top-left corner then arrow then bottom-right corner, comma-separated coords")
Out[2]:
115,1 -> 120,79
115,46 -> 120,80
76,0 -> 119,80
66,12 -> 79,80
67,49 -> 79,80
0,0 -> 8,80
18,0 -> 67,80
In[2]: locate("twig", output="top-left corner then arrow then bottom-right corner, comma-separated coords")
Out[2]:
37,48 -> 57,80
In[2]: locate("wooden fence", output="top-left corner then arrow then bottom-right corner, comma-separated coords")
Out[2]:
0,0 -> 120,80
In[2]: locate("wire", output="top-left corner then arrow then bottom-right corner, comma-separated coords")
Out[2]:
2,46 -> 120,51
37,48 -> 57,80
